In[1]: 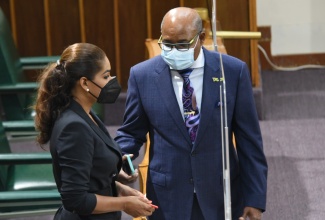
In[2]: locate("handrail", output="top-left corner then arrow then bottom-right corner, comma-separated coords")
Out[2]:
210,31 -> 261,39
0,209 -> 57,219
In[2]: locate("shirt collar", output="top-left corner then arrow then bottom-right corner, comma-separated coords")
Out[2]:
191,47 -> 204,69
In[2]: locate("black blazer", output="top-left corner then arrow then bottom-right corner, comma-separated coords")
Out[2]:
50,99 -> 122,220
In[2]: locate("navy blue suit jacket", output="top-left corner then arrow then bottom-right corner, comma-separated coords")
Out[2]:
115,48 -> 267,220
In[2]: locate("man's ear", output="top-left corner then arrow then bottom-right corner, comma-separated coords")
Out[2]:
199,31 -> 206,43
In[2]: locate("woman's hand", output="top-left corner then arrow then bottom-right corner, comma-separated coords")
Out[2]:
117,154 -> 139,184
116,181 -> 142,197
93,190 -> 157,216
115,181 -> 157,217
123,196 -> 156,217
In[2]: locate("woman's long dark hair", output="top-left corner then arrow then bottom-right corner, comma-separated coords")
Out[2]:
34,43 -> 106,145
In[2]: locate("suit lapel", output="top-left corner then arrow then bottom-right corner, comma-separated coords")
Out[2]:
70,100 -> 122,156
91,111 -> 122,155
154,60 -> 192,145
194,48 -> 221,148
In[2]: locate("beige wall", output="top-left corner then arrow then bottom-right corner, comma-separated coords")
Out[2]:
257,0 -> 325,55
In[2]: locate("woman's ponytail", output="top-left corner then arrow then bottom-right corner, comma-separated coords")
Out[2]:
34,43 -> 106,146
34,61 -> 72,145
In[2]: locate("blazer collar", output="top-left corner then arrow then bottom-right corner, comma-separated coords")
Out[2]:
69,99 -> 122,156
194,48 -> 221,147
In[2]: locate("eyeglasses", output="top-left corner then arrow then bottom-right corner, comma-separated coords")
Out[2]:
157,32 -> 201,52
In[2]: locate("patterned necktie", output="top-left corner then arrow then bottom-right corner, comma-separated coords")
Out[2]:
179,68 -> 200,143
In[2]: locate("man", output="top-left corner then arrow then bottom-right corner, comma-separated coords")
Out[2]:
115,7 -> 267,220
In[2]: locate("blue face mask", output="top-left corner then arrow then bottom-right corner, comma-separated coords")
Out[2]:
161,37 -> 199,70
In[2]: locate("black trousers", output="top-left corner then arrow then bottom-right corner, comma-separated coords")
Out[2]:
53,205 -> 121,220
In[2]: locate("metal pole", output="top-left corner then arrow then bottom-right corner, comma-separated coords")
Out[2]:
211,1 -> 232,219
211,0 -> 218,52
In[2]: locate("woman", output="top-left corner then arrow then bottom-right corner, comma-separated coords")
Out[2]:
34,43 -> 155,219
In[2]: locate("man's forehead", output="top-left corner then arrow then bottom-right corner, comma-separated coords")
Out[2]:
162,25 -> 195,37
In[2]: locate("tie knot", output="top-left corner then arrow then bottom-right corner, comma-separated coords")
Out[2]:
178,68 -> 193,80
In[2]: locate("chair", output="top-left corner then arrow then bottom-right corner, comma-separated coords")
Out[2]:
0,7 -> 60,123
0,6 -> 103,135
0,121 -> 60,218
0,6 -> 57,138
133,136 -> 150,220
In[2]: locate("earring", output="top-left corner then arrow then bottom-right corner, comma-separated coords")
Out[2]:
86,88 -> 89,92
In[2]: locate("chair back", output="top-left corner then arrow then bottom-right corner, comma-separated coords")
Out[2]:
0,121 -> 60,215
0,7 -> 25,84
145,39 -> 160,59
0,7 -> 33,120
0,121 -> 11,191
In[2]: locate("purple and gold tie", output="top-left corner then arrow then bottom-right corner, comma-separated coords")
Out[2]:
179,68 -> 200,144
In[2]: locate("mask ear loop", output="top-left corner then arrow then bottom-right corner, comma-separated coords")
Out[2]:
87,88 -> 99,100
88,80 -> 103,89
84,79 -> 99,99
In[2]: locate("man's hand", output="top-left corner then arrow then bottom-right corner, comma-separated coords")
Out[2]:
239,207 -> 262,220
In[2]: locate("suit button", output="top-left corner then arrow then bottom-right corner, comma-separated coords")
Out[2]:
191,152 -> 196,156
190,178 -> 193,184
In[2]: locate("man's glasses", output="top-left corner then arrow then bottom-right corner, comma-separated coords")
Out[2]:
158,32 -> 201,52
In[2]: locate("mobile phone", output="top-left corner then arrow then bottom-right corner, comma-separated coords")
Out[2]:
122,154 -> 135,175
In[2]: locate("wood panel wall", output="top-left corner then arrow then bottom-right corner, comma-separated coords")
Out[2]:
0,0 -> 259,89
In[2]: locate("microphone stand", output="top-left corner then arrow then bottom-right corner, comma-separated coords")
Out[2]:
210,0 -> 232,219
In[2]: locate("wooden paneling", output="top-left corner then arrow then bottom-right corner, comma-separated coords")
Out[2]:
82,0 -> 116,79
150,0 -> 179,38
13,0 -> 47,56
183,0 -> 207,8
117,0 -> 147,89
47,0 -> 81,55
0,0 -> 259,89
218,1 -> 251,71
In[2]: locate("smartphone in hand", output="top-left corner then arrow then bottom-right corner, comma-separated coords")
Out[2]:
122,154 -> 135,175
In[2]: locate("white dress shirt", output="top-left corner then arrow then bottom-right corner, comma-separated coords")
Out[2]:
170,47 -> 205,120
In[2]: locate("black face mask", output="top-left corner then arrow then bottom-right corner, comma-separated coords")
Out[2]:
88,77 -> 121,104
